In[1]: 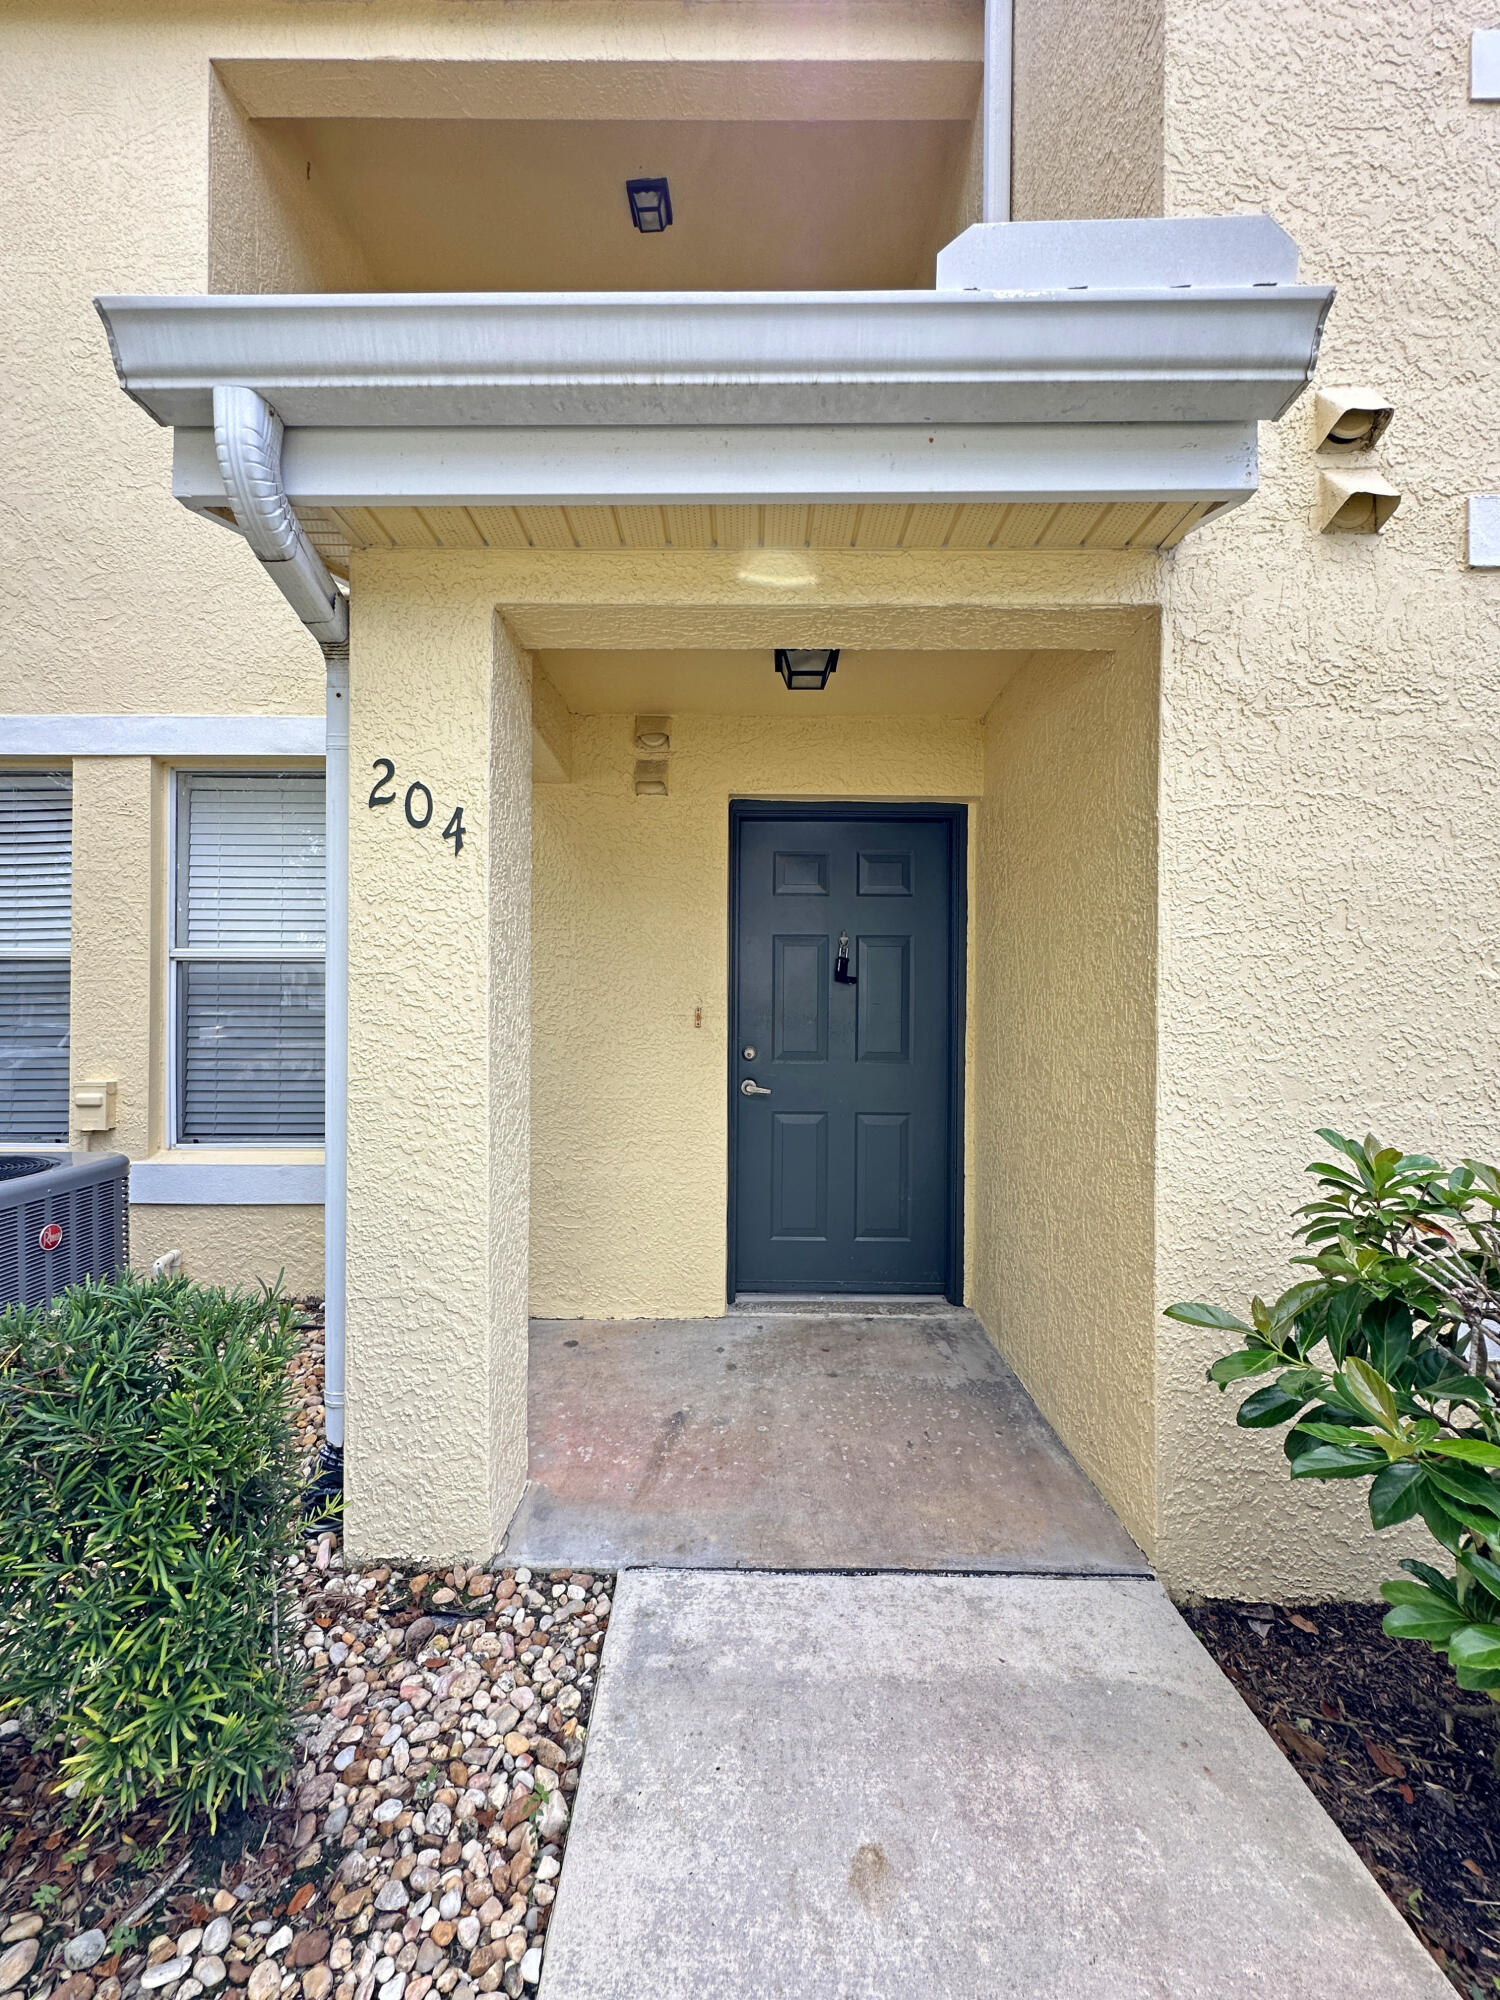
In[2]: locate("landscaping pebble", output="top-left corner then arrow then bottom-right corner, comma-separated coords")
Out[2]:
0,1938 -> 37,1992
65,1931 -> 109,1971
140,1957 -> 191,1990
246,1960 -> 281,2000
0,1309 -> 610,2000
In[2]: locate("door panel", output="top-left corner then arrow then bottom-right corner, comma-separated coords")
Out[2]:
771,1112 -> 828,1239
773,850 -> 829,896
772,936 -> 828,1061
855,1112 -> 910,1241
732,810 -> 959,1295
855,936 -> 910,1061
856,849 -> 913,896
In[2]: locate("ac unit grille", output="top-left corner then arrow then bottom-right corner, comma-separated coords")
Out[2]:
0,1154 -> 130,1308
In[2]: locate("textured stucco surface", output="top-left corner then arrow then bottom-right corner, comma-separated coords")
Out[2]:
1150,0 -> 1500,1597
343,569 -> 531,1561
1011,0 -> 1163,222
8,0 -> 1497,1596
0,0 -> 981,720
531,705 -> 982,1319
67,757 -> 161,1159
970,643 -> 1159,1554
208,69 -> 376,295
128,1204 -> 324,1296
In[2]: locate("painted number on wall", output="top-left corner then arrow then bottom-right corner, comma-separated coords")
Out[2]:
368,758 -> 467,855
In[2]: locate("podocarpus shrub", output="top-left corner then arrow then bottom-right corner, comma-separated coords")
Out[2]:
1168,1133 -> 1500,1727
0,1274 -> 303,1829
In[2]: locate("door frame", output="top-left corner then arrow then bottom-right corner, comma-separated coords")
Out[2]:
726,800 -> 968,1305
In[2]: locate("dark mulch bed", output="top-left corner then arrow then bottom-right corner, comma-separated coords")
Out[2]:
1185,1600 -> 1500,1997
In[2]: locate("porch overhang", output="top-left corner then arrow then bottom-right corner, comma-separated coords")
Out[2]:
96,216 -> 1333,557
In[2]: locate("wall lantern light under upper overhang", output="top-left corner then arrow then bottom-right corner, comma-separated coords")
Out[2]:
626,178 -> 672,233
776,649 -> 839,691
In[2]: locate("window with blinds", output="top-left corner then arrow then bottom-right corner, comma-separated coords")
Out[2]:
0,772 -> 72,1143
173,773 -> 325,1144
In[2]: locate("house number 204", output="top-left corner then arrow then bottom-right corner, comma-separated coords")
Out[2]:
368,757 -> 466,856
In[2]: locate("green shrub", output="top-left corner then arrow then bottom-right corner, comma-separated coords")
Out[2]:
1169,1132 -> 1500,1706
0,1274 -> 303,1829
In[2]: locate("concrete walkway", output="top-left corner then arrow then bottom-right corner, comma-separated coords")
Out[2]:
512,1314 -> 1448,1996
540,1571 -> 1451,1999
503,1310 -> 1146,1573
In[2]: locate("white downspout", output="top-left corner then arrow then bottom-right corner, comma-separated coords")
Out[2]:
321,652 -> 348,1455
213,384 -> 349,1480
983,0 -> 1015,224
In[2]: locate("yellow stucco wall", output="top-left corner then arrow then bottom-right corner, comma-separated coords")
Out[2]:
1011,0 -> 1162,221
67,757 -> 160,1160
343,570 -> 531,1561
1149,1 -> 1500,1597
531,707 -> 983,1319
128,1205 -> 326,1295
7,0 -> 1499,1595
969,639 -> 1160,1556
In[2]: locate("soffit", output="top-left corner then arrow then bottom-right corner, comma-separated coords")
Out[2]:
299,498 -> 1215,575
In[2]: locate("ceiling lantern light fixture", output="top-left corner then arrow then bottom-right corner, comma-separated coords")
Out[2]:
626,177 -> 673,233
775,648 -> 840,692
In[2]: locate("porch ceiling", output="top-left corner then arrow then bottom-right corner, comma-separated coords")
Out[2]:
535,646 -> 1044,717
297,497 -> 1218,574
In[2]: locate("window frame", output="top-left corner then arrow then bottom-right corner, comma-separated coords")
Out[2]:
0,766 -> 73,1147
167,767 -> 327,1150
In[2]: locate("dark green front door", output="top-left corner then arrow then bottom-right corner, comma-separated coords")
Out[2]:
730,806 -> 963,1297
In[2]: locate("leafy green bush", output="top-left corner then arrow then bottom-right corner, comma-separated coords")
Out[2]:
0,1275 -> 303,1829
1169,1133 -> 1500,1701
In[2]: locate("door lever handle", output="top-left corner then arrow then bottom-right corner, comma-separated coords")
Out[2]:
740,1078 -> 772,1097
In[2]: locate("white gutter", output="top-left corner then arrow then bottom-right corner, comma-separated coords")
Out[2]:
100,265 -> 1331,435
212,384 -> 348,1463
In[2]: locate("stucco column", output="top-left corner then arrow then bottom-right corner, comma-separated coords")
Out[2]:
344,564 -> 531,1560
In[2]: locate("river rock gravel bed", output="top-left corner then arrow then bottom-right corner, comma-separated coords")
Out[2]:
5,1313 -> 612,2000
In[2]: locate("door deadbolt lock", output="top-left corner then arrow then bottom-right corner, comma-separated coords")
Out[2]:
743,1045 -> 756,1060
741,1078 -> 772,1097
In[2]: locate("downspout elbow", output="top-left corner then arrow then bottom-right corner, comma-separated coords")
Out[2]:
212,384 -> 349,651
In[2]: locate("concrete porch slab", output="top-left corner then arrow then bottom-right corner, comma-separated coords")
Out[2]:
539,1570 -> 1451,2000
502,1310 -> 1146,1574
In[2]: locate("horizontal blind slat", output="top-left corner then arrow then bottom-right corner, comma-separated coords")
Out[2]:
182,775 -> 326,950
0,774 -> 72,953
180,961 -> 325,1143
0,962 -> 70,1142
